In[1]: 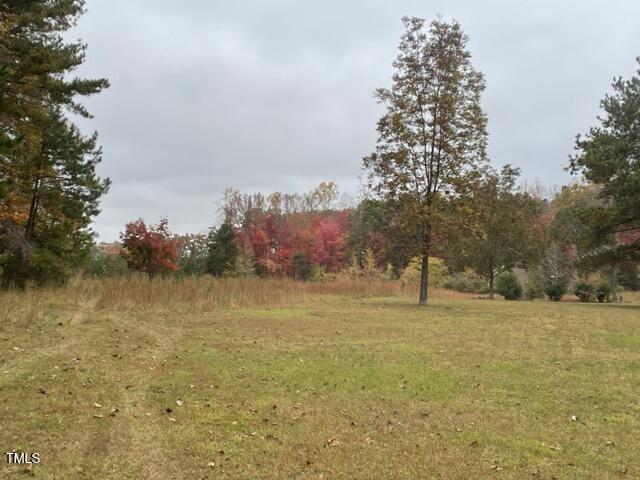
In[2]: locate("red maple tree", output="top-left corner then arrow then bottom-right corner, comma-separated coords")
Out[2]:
120,218 -> 178,278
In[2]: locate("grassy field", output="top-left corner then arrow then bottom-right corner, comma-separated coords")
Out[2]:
1,278 -> 639,479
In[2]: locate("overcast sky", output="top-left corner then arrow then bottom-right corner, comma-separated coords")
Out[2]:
72,0 -> 640,241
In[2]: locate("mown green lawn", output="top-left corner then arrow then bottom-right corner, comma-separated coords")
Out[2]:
1,292 -> 639,479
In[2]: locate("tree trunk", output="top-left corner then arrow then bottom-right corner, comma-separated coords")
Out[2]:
611,266 -> 618,303
24,173 -> 41,242
418,227 -> 431,305
24,139 -> 47,243
488,257 -> 494,299
419,253 -> 429,305
489,273 -> 494,299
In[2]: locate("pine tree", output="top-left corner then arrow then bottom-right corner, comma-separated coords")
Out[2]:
206,223 -> 239,277
363,17 -> 488,304
569,58 -> 640,265
291,252 -> 312,280
0,0 -> 109,286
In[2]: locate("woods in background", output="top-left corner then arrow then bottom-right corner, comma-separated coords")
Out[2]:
90,172 -> 638,303
1,9 -> 638,303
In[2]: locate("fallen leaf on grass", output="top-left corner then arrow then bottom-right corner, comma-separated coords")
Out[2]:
326,438 -> 340,447
176,400 -> 183,406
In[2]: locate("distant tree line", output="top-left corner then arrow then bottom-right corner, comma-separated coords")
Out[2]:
91,170 -> 638,304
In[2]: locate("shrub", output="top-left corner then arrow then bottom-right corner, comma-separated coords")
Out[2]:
574,281 -> 594,302
595,279 -> 612,303
495,271 -> 522,300
443,268 -> 487,294
525,268 -> 545,300
87,253 -> 129,277
544,276 -> 568,302
400,257 -> 450,287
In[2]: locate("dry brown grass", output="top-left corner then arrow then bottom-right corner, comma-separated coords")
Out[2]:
0,276 -> 474,316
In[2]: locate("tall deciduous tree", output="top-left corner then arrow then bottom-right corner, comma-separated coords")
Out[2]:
447,165 -> 543,298
363,17 -> 488,304
0,0 -> 109,286
569,58 -> 640,266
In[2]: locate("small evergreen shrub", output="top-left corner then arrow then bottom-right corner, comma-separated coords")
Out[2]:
525,269 -> 545,300
595,279 -> 612,303
574,281 -> 594,302
495,271 -> 522,300
545,276 -> 568,302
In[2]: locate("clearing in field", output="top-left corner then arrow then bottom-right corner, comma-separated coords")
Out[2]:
1,279 -> 639,479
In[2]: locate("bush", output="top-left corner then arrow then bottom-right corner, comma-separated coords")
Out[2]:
400,257 -> 450,287
87,253 -> 129,277
2,249 -> 71,287
495,271 -> 522,300
545,276 -> 568,302
595,279 -> 612,303
443,268 -> 487,294
574,281 -> 594,302
525,268 -> 545,300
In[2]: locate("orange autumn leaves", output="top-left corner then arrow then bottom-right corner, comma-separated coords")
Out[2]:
120,219 -> 178,277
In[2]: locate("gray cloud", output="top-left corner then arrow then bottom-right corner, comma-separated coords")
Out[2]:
71,0 -> 640,240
